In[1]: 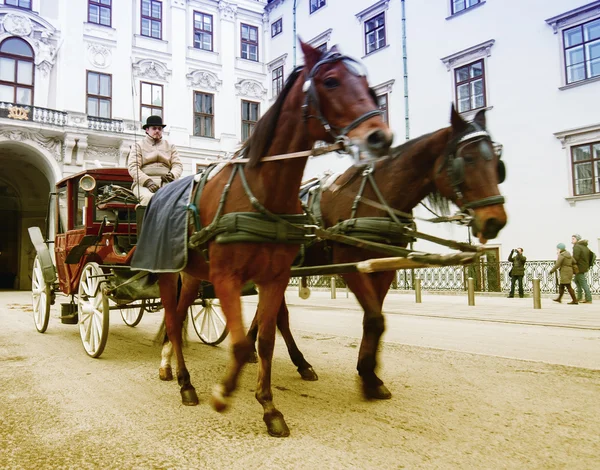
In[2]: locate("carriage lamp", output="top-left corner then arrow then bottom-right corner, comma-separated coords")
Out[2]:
79,174 -> 96,193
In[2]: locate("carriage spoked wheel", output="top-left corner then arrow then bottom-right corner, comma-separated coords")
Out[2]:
189,298 -> 228,345
31,254 -> 51,333
120,301 -> 145,327
77,262 -> 109,358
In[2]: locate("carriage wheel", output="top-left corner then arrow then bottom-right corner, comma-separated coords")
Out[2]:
120,301 -> 145,327
32,255 -> 51,333
77,262 -> 109,358
189,298 -> 228,345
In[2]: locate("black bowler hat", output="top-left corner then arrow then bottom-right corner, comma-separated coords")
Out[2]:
142,115 -> 167,129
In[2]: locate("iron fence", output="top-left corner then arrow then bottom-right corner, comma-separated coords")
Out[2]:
289,261 -> 600,295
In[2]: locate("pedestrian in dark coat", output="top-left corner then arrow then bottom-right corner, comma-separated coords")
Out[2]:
508,247 -> 526,298
571,234 -> 592,303
549,243 -> 578,304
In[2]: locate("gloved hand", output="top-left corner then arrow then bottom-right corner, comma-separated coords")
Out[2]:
144,179 -> 160,193
161,172 -> 175,184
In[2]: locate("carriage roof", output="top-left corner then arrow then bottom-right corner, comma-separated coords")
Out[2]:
56,167 -> 132,187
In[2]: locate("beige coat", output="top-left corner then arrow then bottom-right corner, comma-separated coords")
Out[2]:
128,135 -> 183,189
549,249 -> 575,284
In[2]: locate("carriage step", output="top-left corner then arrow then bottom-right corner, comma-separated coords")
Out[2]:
60,303 -> 78,324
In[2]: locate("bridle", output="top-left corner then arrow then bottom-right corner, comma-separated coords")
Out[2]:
301,51 -> 382,142
443,124 -> 506,211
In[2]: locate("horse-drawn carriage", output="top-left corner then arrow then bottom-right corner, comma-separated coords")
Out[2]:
29,167 -> 244,358
28,43 -> 507,438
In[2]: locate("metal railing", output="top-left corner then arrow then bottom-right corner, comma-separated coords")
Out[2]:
289,261 -> 600,295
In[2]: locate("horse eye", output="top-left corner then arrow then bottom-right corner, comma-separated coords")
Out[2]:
323,77 -> 340,89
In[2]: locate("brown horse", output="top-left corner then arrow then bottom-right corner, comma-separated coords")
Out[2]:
247,106 -> 507,399
155,42 -> 392,437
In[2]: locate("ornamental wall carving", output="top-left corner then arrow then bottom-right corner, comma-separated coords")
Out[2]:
0,129 -> 62,159
87,43 -> 112,69
218,1 -> 238,21
186,70 -> 222,91
235,79 -> 266,98
132,58 -> 171,81
85,145 -> 120,162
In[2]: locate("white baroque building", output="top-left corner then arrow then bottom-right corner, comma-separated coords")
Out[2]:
1,0 -> 599,289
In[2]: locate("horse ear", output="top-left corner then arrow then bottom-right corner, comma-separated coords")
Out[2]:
329,44 -> 340,54
450,104 -> 468,132
300,40 -> 323,71
473,109 -> 487,129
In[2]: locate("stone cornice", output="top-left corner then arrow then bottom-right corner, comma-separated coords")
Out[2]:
440,39 -> 495,71
355,0 -> 390,23
545,0 -> 600,33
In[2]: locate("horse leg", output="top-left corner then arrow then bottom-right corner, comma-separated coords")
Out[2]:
246,299 -> 317,380
255,281 -> 290,437
276,299 -> 318,381
159,337 -> 174,381
246,310 -> 259,364
160,273 -> 201,405
343,271 -> 394,400
210,276 -> 254,412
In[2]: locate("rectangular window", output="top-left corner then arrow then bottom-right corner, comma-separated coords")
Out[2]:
365,12 -> 386,55
141,0 -> 162,39
572,142 -> 600,196
5,0 -> 32,9
87,71 -> 112,118
241,24 -> 258,61
455,60 -> 485,113
377,94 -> 389,124
88,0 -> 111,27
310,0 -> 326,14
193,11 -> 213,51
140,82 -> 163,123
272,66 -> 284,97
451,0 -> 480,15
271,18 -> 282,38
241,100 -> 259,141
563,18 -> 600,84
193,92 -> 214,138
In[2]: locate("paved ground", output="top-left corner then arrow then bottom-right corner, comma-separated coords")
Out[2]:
281,288 -> 600,331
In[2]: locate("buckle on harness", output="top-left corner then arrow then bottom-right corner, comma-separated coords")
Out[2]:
303,224 -> 319,238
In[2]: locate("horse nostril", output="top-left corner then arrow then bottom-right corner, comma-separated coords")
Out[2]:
482,217 -> 506,239
366,129 -> 391,153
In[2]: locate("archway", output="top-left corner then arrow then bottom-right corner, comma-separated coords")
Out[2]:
0,141 -> 57,290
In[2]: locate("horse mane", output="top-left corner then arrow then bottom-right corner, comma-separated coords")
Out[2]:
242,67 -> 304,168
387,129 -> 452,215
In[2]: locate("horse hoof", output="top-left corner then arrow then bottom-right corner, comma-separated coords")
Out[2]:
210,384 -> 229,413
298,367 -> 318,381
247,352 -> 258,364
364,384 -> 392,400
159,366 -> 173,381
264,411 -> 290,438
181,387 -> 199,406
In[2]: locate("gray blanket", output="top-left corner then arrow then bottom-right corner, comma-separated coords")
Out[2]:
131,175 -> 195,272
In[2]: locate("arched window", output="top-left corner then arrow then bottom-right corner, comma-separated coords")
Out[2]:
0,37 -> 34,105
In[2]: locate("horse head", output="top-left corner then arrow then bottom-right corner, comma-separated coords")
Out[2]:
297,41 -> 393,157
433,106 -> 507,244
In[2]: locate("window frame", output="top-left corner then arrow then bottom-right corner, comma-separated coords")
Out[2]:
240,23 -> 259,62
193,91 -> 214,138
310,0 -> 326,14
454,59 -> 486,114
193,11 -> 213,52
451,0 -> 481,16
140,81 -> 163,123
377,93 -> 389,124
364,12 -> 386,55
562,18 -> 600,85
272,65 -> 284,98
141,0 -> 162,40
241,100 -> 259,142
271,18 -> 282,38
571,141 -> 600,197
86,70 -> 112,119
0,37 -> 35,106
5,0 -> 32,10
88,0 -> 112,27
